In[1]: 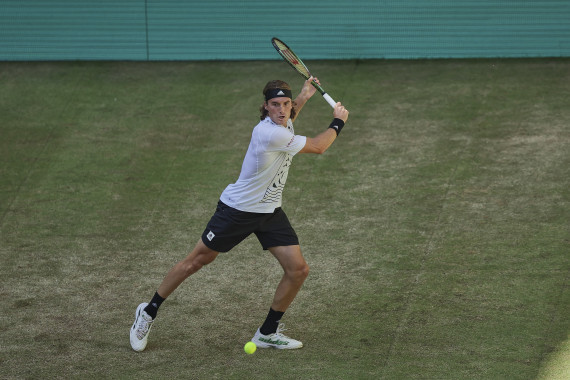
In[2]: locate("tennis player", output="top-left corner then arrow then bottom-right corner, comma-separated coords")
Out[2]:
130,77 -> 349,351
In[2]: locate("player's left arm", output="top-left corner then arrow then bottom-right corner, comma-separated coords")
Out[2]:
299,102 -> 349,154
291,76 -> 319,122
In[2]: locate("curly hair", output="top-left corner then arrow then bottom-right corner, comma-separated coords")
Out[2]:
259,80 -> 297,121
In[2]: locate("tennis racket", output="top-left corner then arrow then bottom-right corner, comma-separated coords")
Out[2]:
271,37 -> 337,109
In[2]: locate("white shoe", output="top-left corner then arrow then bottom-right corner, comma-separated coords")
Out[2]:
251,323 -> 303,349
130,303 -> 154,352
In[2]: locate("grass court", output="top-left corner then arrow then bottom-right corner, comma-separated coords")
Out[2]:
1,59 -> 569,379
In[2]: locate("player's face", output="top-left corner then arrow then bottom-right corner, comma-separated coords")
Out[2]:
265,97 -> 292,127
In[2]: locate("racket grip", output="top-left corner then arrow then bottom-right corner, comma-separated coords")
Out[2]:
322,93 -> 337,109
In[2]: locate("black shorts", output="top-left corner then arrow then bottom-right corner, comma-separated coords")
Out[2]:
201,201 -> 299,253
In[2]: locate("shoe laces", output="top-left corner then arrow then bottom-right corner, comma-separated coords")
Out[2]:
274,323 -> 290,338
135,313 -> 153,339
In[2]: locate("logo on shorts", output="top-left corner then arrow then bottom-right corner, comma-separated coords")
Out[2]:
207,231 -> 215,241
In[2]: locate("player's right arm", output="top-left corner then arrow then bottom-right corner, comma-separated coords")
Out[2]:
299,102 -> 349,154
291,77 -> 319,122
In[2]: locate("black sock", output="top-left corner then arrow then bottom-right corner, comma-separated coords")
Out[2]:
260,308 -> 285,335
143,292 -> 165,319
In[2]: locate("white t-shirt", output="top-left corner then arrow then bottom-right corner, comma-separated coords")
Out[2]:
220,117 -> 307,213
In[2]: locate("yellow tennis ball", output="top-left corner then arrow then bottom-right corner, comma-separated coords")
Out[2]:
244,341 -> 257,354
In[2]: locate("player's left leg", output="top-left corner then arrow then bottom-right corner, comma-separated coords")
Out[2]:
268,245 -> 309,312
252,245 -> 308,349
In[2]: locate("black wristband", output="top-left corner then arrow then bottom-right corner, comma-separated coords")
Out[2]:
328,118 -> 345,136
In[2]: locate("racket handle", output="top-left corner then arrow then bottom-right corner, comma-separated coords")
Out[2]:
322,93 -> 337,109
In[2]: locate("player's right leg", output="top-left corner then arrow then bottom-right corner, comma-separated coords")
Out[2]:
157,239 -> 219,299
130,239 -> 218,352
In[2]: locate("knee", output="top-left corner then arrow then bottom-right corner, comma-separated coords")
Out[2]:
178,259 -> 201,277
301,262 -> 310,279
179,252 -> 217,277
288,261 -> 310,283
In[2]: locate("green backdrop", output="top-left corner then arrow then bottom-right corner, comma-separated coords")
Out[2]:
1,0 -> 569,60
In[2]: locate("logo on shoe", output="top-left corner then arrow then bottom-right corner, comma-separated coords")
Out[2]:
259,337 -> 289,346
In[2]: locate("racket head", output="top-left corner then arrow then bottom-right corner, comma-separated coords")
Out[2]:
271,37 -> 311,80
271,37 -> 328,96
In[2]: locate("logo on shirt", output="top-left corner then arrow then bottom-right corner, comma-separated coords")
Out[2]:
207,231 -> 215,241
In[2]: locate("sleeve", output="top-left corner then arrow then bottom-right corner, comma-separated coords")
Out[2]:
268,127 -> 307,155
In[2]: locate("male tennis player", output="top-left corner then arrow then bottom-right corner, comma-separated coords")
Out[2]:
130,77 -> 349,352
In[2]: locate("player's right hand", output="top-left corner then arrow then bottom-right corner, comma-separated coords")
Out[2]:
333,102 -> 349,123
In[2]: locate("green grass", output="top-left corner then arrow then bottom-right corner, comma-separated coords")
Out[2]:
1,59 -> 569,379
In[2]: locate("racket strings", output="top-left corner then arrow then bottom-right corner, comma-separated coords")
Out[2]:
281,49 -> 310,77
274,39 -> 311,78
281,49 -> 299,65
